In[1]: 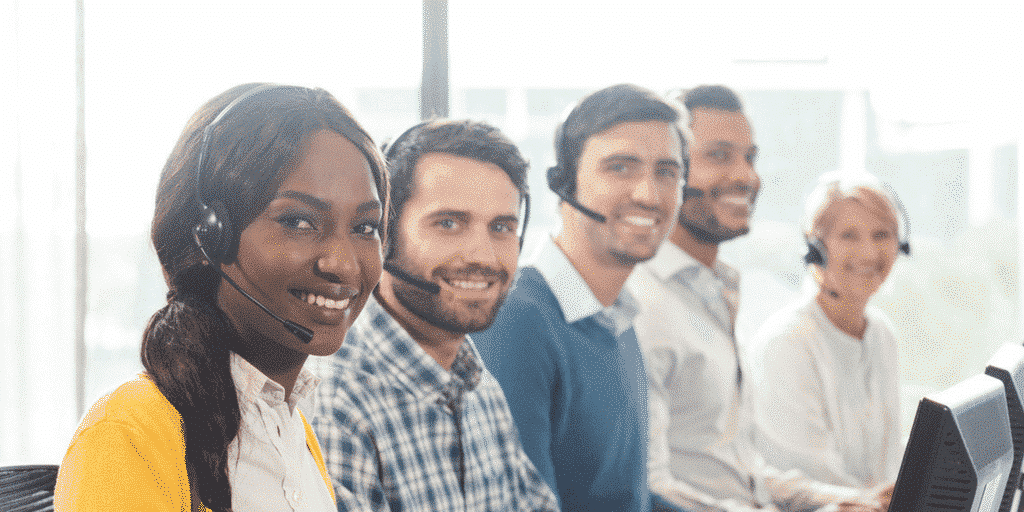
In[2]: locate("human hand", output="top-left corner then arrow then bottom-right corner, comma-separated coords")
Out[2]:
829,483 -> 893,512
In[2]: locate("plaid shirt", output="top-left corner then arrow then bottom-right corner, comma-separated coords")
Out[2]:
310,294 -> 560,512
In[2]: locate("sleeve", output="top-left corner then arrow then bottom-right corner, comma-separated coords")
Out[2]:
646,348 -> 778,512
506,419 -> 561,512
310,397 -> 389,512
54,421 -> 191,512
474,300 -> 562,506
762,465 -> 861,512
747,321 -> 856,488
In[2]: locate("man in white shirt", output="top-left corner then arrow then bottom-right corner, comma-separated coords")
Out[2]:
626,85 -> 892,512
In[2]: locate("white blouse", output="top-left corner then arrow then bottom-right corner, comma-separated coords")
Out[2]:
227,352 -> 336,511
747,296 -> 903,488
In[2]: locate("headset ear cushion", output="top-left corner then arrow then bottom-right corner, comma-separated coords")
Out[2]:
546,165 -> 565,195
804,239 -> 826,267
547,164 -> 577,200
195,200 -> 235,265
899,241 -> 911,256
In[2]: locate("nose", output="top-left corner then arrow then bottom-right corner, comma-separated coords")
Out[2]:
631,171 -> 662,207
731,158 -> 759,189
463,226 -> 501,267
316,236 -> 360,283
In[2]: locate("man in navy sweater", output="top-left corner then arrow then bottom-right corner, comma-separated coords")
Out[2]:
474,84 -> 686,512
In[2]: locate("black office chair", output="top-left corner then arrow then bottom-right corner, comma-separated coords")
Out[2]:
0,465 -> 58,512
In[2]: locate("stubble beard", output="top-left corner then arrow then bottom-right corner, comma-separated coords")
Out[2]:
678,199 -> 750,245
387,245 -> 510,335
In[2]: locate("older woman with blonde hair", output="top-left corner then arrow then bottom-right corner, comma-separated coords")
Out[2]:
747,170 -> 908,492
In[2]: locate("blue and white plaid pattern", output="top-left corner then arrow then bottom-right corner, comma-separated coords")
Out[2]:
310,295 -> 560,512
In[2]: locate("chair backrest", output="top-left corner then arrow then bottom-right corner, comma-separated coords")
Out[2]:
0,465 -> 58,512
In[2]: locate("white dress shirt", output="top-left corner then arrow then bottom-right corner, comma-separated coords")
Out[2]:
228,352 -> 336,511
747,295 -> 903,488
628,242 -> 860,512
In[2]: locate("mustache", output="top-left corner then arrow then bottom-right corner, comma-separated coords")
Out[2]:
433,264 -> 510,283
707,182 -> 757,200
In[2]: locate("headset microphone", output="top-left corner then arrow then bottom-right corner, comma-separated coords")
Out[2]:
192,83 -> 315,344
194,232 -> 315,343
682,186 -> 705,201
556,189 -> 607,223
383,261 -> 442,295
546,165 -> 607,223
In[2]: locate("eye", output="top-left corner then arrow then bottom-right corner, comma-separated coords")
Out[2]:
746,151 -> 757,165
873,230 -> 893,240
437,218 -> 458,231
491,221 -> 516,234
278,214 -> 315,231
840,230 -> 857,240
656,166 -> 679,179
354,221 -> 379,236
708,150 -> 730,163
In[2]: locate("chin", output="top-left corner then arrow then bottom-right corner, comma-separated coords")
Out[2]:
610,248 -> 656,266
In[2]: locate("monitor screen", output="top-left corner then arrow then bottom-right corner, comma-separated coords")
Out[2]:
889,374 -> 1014,512
985,343 -> 1024,512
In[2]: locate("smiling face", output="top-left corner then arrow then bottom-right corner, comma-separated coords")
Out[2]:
218,129 -> 383,358
385,152 -> 521,335
677,107 -> 760,245
570,120 -> 683,266
818,197 -> 899,303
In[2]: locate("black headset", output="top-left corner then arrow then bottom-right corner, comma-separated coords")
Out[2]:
547,119 -> 694,219
191,83 -> 314,343
803,183 -> 912,267
192,83 -> 284,266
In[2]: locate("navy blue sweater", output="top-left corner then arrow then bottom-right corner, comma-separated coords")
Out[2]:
474,267 -> 650,512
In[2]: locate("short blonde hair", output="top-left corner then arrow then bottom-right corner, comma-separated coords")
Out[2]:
803,170 -> 901,243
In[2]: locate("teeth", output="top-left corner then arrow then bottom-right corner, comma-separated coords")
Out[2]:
450,280 -> 489,290
720,195 -> 752,206
300,292 -> 350,310
623,216 -> 656,227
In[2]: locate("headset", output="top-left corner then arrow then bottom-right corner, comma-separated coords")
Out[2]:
803,182 -> 912,268
380,120 -> 531,295
192,83 -> 314,343
547,117 -> 695,220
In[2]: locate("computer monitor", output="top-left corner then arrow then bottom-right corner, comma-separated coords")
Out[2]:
985,343 -> 1024,512
889,374 -> 1014,512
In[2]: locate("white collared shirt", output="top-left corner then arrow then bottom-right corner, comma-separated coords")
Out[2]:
628,242 -> 860,512
227,352 -> 335,511
528,234 -> 640,335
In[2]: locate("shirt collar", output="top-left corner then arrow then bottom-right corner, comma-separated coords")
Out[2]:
527,233 -> 640,332
230,351 -> 319,413
351,294 -> 484,398
646,239 -> 739,289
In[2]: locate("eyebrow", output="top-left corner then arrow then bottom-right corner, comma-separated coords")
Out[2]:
432,210 -> 520,223
493,214 -> 520,225
278,191 -> 381,215
706,141 -> 759,154
432,210 -> 470,222
601,153 -> 682,168
279,190 -> 329,211
357,200 -> 382,214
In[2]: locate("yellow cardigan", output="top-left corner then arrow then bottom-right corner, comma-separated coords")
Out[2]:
55,374 -> 335,511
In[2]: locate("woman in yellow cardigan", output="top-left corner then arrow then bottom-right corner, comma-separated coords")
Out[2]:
55,84 -> 389,511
